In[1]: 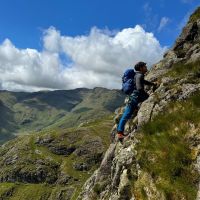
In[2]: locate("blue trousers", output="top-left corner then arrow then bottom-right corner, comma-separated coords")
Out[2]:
117,92 -> 139,132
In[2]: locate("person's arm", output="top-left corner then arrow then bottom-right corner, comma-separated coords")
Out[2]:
144,79 -> 155,86
144,79 -> 158,92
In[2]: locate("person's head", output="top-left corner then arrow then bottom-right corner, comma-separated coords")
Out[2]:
134,61 -> 148,74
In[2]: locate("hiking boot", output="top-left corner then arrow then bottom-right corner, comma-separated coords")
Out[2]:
117,132 -> 125,143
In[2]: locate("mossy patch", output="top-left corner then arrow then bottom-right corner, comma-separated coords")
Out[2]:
8,183 -> 52,200
93,181 -> 108,195
0,182 -> 16,198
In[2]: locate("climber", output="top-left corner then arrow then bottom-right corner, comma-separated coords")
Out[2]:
117,61 -> 157,142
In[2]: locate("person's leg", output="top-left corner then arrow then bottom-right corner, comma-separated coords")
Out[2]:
117,99 -> 138,132
138,91 -> 149,102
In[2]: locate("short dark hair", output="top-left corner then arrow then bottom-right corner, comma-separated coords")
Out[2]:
134,61 -> 146,71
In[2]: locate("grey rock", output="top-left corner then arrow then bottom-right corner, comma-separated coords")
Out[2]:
137,96 -> 156,127
73,162 -> 90,171
49,187 -> 75,200
178,83 -> 200,100
188,51 -> 200,63
117,169 -> 132,200
77,144 -> 116,199
35,135 -> 54,144
49,145 -> 76,156
56,173 -> 73,185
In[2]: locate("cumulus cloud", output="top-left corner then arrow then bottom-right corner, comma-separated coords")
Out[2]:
142,2 -> 159,31
158,17 -> 170,32
0,25 -> 167,91
143,2 -> 152,13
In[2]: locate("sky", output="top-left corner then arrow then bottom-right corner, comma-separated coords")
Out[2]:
0,0 -> 199,91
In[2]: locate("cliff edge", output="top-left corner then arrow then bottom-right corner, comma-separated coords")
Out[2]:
78,7 -> 200,200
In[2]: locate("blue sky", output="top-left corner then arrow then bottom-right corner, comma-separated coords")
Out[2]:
0,0 -> 199,91
0,0 -> 199,49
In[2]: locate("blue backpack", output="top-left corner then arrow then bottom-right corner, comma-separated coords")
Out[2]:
122,69 -> 136,95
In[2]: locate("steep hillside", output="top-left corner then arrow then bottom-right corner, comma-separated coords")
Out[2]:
0,115 -> 113,200
0,6 -> 200,200
78,7 -> 200,200
0,87 -> 125,144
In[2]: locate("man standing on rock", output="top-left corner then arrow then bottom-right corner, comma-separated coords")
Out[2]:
117,61 -> 157,142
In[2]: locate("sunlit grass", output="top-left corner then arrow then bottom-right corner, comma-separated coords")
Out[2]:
166,60 -> 200,80
135,92 -> 200,199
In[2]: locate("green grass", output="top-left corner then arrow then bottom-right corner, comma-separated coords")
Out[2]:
0,114 -> 114,200
0,182 -> 77,200
166,60 -> 200,80
135,92 -> 200,199
80,114 -> 114,147
0,182 -> 16,199
8,183 -> 52,200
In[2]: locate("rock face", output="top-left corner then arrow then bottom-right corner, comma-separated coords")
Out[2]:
77,7 -> 200,200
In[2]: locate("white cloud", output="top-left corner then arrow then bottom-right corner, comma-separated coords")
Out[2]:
158,17 -> 170,32
0,25 -> 167,92
177,10 -> 194,31
142,2 -> 159,32
143,2 -> 152,13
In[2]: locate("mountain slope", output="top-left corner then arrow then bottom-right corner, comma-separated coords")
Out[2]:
0,115 -> 114,200
78,6 -> 200,200
0,87 -> 125,144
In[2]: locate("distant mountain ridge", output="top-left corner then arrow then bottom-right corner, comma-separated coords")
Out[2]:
0,87 -> 125,144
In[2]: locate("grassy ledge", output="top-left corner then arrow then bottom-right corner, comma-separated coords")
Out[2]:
134,92 -> 200,199
166,60 -> 200,80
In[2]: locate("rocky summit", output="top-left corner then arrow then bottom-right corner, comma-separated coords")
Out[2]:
0,6 -> 200,200
78,7 -> 200,200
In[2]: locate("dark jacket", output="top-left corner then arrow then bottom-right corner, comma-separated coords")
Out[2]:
134,71 -> 154,102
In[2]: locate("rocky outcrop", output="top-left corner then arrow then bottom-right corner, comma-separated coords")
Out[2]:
0,121 -> 111,200
78,82 -> 200,199
0,130 -> 106,185
77,7 -> 200,200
